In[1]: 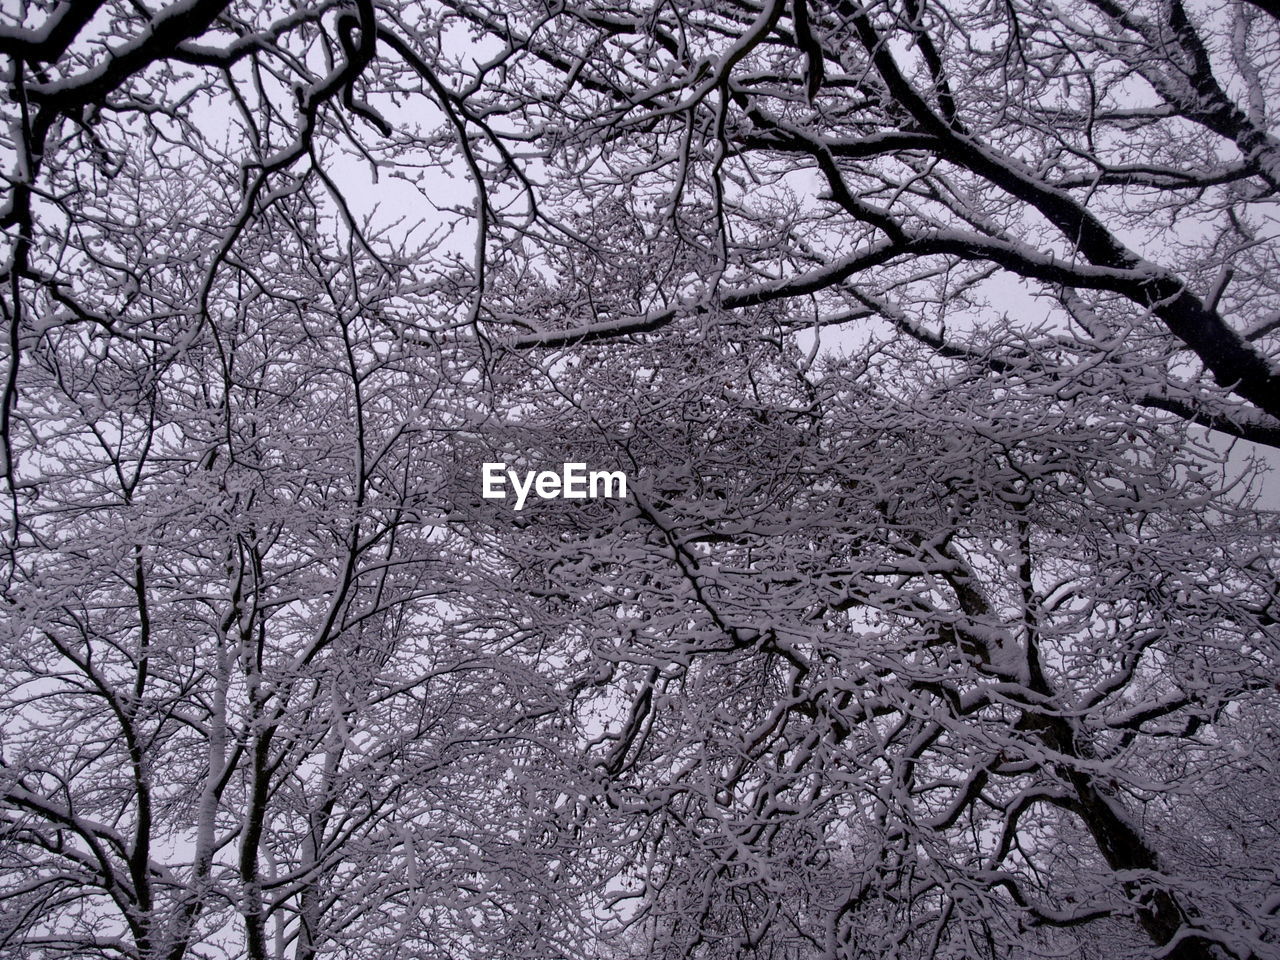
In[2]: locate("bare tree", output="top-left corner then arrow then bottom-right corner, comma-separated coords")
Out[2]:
3,2 -> 1279,960
432,0 -> 1280,447
465,327 -> 1279,960
0,176 -> 594,959
6,2 -> 1280,448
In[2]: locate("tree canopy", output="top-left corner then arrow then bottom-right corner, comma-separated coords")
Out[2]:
1,2 -> 1278,959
